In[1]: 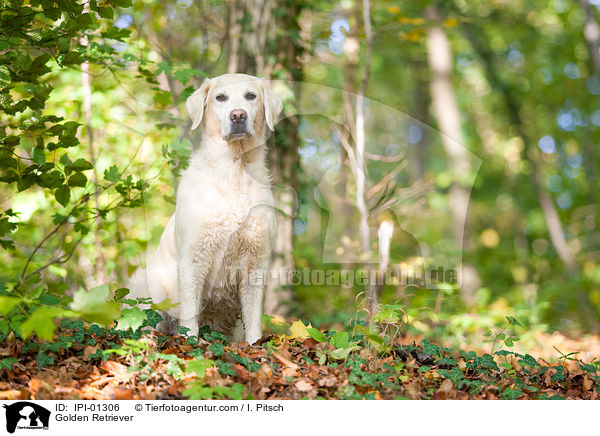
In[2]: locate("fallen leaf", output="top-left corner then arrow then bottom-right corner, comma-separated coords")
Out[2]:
583,375 -> 593,392
272,351 -> 299,370
282,366 -> 299,378
102,361 -> 132,382
0,390 -> 25,400
295,379 -> 314,392
318,375 -> 336,387
83,345 -> 99,360
234,364 -> 249,383
438,378 -> 453,393
289,320 -> 312,340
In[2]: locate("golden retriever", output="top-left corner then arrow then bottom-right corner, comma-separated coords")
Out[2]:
129,73 -> 282,344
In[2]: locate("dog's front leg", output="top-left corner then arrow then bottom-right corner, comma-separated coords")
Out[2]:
176,253 -> 201,336
239,257 -> 269,345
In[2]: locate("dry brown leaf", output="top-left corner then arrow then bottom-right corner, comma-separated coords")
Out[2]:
318,375 -> 337,387
282,366 -> 299,378
295,379 -> 314,392
272,351 -> 299,370
83,345 -> 99,361
438,378 -> 453,393
0,390 -> 25,400
204,366 -> 232,387
583,375 -> 594,392
234,364 -> 250,383
102,360 -> 131,381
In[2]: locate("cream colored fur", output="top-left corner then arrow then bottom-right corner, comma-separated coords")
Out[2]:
128,74 -> 282,344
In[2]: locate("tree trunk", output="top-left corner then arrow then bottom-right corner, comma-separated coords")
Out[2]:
460,18 -> 600,330
578,0 -> 600,202
425,5 -> 481,306
355,0 -> 373,256
226,0 -> 304,316
81,34 -> 107,287
581,0 -> 600,76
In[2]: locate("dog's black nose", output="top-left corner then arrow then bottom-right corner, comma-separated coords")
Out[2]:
230,109 -> 247,124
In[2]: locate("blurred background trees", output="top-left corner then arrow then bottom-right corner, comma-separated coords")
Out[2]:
2,0 -> 600,342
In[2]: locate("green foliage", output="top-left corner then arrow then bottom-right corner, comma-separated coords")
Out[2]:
70,285 -> 121,325
0,0 -> 151,340
183,358 -> 246,400
103,337 -> 187,382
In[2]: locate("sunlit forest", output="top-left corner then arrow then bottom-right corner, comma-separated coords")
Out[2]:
1,0 -> 600,401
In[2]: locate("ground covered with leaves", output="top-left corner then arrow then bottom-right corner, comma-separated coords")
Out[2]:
1,317 -> 599,400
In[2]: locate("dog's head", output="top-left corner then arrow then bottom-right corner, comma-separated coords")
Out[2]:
186,73 -> 283,142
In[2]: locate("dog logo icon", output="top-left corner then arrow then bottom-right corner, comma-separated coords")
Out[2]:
3,402 -> 50,433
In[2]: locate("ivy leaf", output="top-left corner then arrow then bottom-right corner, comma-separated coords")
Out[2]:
116,307 -> 146,331
55,185 -> 70,206
209,342 -> 225,356
143,309 -> 163,328
519,354 -> 541,368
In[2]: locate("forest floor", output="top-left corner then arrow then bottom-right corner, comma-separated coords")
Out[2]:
1,319 -> 599,400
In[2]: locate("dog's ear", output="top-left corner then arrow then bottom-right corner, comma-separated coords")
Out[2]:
186,78 -> 211,130
261,80 -> 283,131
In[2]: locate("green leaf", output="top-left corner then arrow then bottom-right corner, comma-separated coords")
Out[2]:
519,354 -> 541,368
0,358 -> 18,371
70,285 -> 121,325
186,358 -> 214,376
143,309 -> 163,328
68,172 -> 87,187
0,296 -> 21,315
329,331 -> 349,349
151,297 -> 179,311
32,147 -> 45,165
209,342 -> 225,356
104,165 -> 120,182
21,306 -> 75,340
116,307 -> 146,331
115,288 -> 129,300
97,7 -> 114,19
62,51 -> 83,65
307,327 -> 327,343
36,352 -> 54,368
70,158 -> 93,171
330,347 -> 352,360
38,170 -> 64,188
55,185 -> 70,206
506,316 -> 523,327
153,90 -> 172,107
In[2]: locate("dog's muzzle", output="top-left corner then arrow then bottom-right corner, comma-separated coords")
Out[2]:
228,109 -> 248,138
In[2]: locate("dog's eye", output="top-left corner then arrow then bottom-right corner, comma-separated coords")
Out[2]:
215,94 -> 227,102
245,92 -> 257,101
